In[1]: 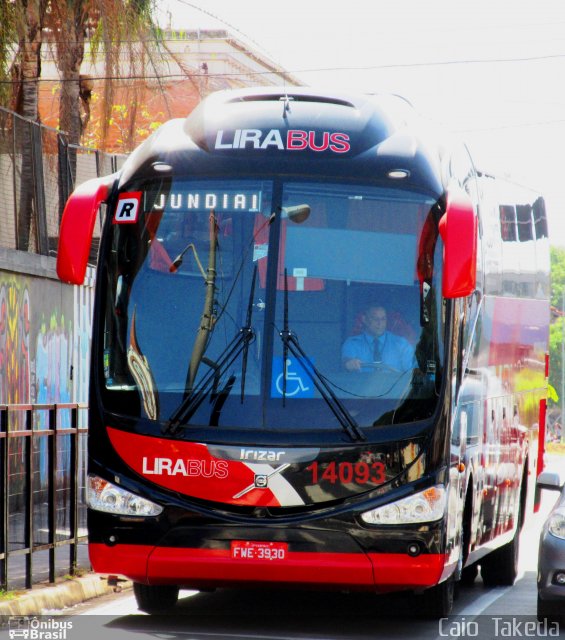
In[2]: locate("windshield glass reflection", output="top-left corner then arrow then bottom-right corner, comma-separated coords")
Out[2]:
100,179 -> 444,432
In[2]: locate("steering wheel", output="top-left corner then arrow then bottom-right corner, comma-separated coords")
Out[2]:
361,361 -> 400,374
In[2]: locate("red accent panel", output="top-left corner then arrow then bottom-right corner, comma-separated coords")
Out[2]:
89,543 -> 153,582
439,189 -> 477,299
88,543 -> 446,592
369,552 -> 447,588
57,177 -> 111,284
416,209 -> 439,285
106,427 -> 281,506
148,547 -> 374,588
488,297 -> 548,367
538,398 -> 547,476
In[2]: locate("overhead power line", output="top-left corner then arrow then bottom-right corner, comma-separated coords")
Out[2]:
3,50 -> 565,85
167,0 -> 273,59
454,118 -> 565,133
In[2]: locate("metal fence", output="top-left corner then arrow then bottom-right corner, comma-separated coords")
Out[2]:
0,107 -> 125,590
0,403 -> 89,591
0,106 -> 125,256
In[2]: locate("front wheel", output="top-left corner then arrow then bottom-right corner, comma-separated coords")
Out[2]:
420,579 -> 455,619
133,582 -> 179,614
460,563 -> 479,586
481,528 -> 520,587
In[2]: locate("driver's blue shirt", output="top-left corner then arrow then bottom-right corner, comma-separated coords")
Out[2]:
341,331 -> 416,372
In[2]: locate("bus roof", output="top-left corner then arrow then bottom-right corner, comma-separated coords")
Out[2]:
118,87 -> 447,193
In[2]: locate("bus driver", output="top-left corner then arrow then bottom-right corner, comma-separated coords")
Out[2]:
341,304 -> 417,373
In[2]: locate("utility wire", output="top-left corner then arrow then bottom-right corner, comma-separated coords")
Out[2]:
454,118 -> 565,133
4,50 -> 565,84
166,0 -> 276,61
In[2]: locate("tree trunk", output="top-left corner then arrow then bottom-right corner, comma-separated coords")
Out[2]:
15,0 -> 46,252
57,20 -> 85,147
55,3 -> 86,210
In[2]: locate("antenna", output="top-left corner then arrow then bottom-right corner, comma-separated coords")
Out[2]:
280,93 -> 293,119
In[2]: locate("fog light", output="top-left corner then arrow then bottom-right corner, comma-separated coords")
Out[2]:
553,572 -> 565,585
407,543 -> 421,557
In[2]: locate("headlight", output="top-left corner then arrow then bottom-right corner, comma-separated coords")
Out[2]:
361,486 -> 446,525
548,513 -> 565,540
87,474 -> 163,516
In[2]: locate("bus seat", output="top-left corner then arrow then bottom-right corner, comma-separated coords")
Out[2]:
349,308 -> 417,345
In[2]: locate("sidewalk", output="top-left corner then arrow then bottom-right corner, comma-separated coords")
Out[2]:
0,573 -> 131,617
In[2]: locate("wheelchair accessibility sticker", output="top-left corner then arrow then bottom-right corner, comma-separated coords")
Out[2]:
271,357 -> 314,398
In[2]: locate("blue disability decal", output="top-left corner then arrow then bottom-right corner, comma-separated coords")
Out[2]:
271,356 -> 314,399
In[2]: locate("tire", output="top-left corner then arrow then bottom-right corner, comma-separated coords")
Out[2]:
480,528 -> 520,587
420,579 -> 455,619
537,594 -> 565,623
133,582 -> 179,613
458,492 -> 474,586
460,563 -> 479,586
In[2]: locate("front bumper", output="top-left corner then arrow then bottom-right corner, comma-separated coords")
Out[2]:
90,542 -> 447,592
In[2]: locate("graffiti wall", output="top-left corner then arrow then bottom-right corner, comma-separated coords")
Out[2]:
0,269 -> 93,408
2,258 -> 94,539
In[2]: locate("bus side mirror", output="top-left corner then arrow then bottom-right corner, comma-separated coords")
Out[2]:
56,177 -> 111,285
439,189 -> 477,299
537,470 -> 565,492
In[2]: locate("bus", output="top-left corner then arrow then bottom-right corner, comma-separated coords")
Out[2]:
56,87 -> 550,617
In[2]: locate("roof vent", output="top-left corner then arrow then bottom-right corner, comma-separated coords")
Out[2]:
229,93 -> 356,109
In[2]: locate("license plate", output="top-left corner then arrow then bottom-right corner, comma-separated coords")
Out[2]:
231,540 -> 288,561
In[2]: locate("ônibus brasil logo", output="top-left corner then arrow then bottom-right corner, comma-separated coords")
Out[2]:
8,617 -> 72,640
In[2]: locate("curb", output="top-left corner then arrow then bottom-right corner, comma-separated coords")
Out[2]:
0,574 -> 132,617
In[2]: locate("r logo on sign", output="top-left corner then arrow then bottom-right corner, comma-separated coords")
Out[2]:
113,191 -> 142,224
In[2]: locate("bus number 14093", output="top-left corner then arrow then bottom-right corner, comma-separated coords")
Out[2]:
306,461 -> 386,486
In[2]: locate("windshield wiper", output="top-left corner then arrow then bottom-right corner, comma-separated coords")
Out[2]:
210,374 -> 236,426
185,211 -> 219,393
164,265 -> 258,434
278,271 -> 366,443
239,264 -> 257,403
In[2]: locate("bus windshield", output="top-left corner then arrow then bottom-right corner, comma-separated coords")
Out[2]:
100,178 -> 445,433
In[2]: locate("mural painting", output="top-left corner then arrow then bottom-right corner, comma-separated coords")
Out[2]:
1,270 -> 94,519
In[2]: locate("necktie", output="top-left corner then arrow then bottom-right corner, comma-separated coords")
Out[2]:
373,337 -> 382,362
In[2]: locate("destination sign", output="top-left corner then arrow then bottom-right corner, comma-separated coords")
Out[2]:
153,189 -> 262,213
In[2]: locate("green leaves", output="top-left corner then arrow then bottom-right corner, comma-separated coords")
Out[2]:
549,247 -> 565,406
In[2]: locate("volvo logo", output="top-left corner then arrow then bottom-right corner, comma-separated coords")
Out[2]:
233,464 -> 290,499
254,474 -> 269,488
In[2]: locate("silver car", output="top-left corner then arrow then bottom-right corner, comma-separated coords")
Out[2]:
537,469 -> 565,622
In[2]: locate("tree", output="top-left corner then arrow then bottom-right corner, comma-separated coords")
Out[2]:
0,2 -> 17,109
550,246 -> 565,310
549,318 -> 564,401
0,0 -> 167,248
548,246 -> 565,442
13,0 -> 49,251
50,0 -> 166,148
47,0 -> 92,152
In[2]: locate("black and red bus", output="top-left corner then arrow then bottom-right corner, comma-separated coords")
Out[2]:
57,87 -> 550,616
